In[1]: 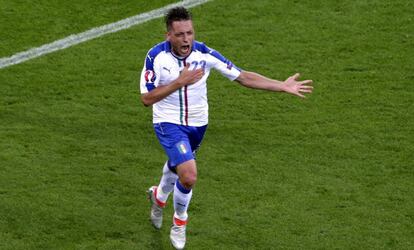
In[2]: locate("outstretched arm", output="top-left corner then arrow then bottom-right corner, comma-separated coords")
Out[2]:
235,71 -> 313,98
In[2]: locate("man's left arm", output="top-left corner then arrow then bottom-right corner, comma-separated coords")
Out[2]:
235,71 -> 313,98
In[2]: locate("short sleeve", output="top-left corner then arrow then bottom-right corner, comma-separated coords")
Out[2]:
208,48 -> 241,81
140,52 -> 161,94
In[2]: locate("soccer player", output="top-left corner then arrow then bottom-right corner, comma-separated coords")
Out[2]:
140,7 -> 313,250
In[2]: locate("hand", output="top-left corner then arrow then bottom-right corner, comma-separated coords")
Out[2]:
283,73 -> 313,98
177,64 -> 204,87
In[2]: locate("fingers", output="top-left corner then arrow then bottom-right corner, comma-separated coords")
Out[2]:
192,68 -> 204,76
292,73 -> 300,80
182,63 -> 191,72
289,73 -> 313,85
299,79 -> 313,85
296,92 -> 305,98
194,68 -> 204,73
194,69 -> 204,80
284,73 -> 314,98
299,84 -> 313,93
181,66 -> 203,76
300,85 -> 313,90
181,68 -> 204,85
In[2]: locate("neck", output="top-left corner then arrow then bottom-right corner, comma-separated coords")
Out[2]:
171,50 -> 186,59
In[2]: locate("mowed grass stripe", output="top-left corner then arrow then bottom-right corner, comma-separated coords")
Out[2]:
0,0 -> 211,69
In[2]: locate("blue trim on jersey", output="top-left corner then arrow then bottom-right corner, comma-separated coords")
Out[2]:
144,41 -> 241,92
193,41 -> 242,72
146,41 -> 239,69
144,42 -> 172,92
193,41 -> 210,53
145,41 -> 170,70
210,49 -> 242,72
146,83 -> 156,92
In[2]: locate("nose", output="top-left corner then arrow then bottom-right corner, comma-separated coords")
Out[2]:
183,34 -> 189,43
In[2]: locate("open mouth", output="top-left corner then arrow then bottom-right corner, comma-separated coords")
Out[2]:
181,45 -> 190,53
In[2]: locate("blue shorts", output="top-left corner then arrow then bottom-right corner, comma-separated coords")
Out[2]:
154,122 -> 208,170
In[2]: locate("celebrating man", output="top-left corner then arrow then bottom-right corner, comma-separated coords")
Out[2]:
140,7 -> 313,249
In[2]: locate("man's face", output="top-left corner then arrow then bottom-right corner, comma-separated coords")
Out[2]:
167,20 -> 194,57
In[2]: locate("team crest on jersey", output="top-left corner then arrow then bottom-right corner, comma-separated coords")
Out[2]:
144,70 -> 156,82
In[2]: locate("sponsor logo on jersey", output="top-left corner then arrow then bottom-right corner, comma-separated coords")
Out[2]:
144,70 -> 156,82
162,67 -> 171,74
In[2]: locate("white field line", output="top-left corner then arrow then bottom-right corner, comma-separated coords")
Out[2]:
0,0 -> 211,70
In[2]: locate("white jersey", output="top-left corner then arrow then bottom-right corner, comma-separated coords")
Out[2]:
140,41 -> 241,126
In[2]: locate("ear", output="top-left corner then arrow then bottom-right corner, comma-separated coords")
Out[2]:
165,31 -> 170,41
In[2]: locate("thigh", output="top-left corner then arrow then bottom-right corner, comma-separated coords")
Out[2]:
154,123 -> 195,167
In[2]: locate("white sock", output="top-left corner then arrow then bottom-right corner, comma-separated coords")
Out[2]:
156,161 -> 178,203
173,179 -> 193,221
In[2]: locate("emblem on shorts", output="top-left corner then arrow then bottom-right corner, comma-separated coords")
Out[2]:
177,142 -> 188,154
144,70 -> 156,82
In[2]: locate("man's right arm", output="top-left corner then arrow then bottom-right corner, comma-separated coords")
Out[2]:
141,64 -> 204,106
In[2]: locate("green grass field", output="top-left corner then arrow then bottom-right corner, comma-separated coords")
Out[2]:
1,0 -> 413,249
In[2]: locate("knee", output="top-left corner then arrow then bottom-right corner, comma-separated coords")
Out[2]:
176,160 -> 197,189
180,172 -> 197,189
